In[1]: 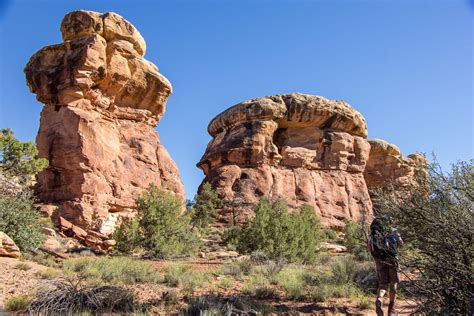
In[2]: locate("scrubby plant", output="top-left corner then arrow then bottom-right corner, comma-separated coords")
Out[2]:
164,263 -> 210,292
218,277 -> 235,289
190,182 -> 221,230
373,159 -> 473,314
63,256 -> 161,284
232,199 -> 323,263
38,268 -> 61,280
28,278 -> 137,314
0,191 -> 45,251
0,128 -> 48,183
5,294 -> 32,312
113,185 -> 200,258
343,220 -> 371,261
274,267 -> 307,300
15,262 -> 31,271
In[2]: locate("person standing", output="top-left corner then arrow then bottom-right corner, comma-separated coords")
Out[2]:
368,216 -> 404,316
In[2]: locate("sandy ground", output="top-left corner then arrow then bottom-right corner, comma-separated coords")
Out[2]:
0,257 -> 59,311
0,256 -> 419,315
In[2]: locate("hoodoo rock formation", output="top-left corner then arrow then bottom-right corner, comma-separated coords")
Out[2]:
25,10 -> 184,249
198,93 -> 374,228
364,139 -> 427,192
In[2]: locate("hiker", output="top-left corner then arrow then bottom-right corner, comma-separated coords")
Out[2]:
368,216 -> 404,316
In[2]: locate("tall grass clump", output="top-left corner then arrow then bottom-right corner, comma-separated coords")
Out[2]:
63,256 -> 161,284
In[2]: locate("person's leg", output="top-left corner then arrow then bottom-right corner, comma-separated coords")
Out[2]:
387,263 -> 400,315
375,260 -> 389,316
388,282 -> 398,313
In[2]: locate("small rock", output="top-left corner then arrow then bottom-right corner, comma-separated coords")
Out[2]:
103,239 -> 116,247
0,231 -> 21,258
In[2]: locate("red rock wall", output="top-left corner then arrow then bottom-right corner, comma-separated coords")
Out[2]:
198,94 -> 373,228
25,11 -> 184,247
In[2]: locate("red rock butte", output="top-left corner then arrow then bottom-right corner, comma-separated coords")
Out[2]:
198,93 -> 374,228
24,10 -> 184,250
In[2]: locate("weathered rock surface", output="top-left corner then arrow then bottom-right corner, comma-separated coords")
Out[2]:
198,93 -> 373,228
0,232 -> 21,258
364,139 -> 427,192
25,10 -> 184,246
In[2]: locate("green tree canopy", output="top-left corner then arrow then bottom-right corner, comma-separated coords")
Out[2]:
0,128 -> 48,183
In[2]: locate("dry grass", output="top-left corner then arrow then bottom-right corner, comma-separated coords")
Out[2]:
28,278 -> 137,314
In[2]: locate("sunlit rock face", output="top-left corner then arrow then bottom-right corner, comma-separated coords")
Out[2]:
364,138 -> 428,193
198,93 -> 373,228
25,10 -> 184,249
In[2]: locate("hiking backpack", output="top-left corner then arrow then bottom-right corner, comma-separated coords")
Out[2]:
368,218 -> 397,260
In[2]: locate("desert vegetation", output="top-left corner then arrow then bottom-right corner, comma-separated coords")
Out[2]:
372,159 -> 473,314
1,130 -> 472,314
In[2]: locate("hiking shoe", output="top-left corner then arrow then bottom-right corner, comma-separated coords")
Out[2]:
375,298 -> 383,316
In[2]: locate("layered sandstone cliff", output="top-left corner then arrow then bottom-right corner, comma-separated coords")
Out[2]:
25,10 -> 184,249
198,93 -> 373,228
364,139 -> 427,192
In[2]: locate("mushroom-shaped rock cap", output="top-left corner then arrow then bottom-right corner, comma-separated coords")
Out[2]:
61,10 -> 146,56
208,93 -> 368,138
367,138 -> 402,157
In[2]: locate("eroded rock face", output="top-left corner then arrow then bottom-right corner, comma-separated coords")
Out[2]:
25,10 -> 184,247
364,139 -> 427,192
198,93 -> 373,228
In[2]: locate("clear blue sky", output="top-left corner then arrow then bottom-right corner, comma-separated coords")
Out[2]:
0,0 -> 472,199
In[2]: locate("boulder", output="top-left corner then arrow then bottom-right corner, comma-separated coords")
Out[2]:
364,138 -> 428,193
198,93 -> 373,228
24,10 -> 184,245
0,232 -> 21,258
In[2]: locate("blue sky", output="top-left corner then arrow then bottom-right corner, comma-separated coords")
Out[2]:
0,0 -> 472,199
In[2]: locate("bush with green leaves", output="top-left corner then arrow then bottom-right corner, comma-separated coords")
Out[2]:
343,220 -> 371,261
0,191 -> 45,251
0,128 -> 48,183
113,185 -> 200,258
373,159 -> 473,314
190,182 -> 221,230
231,199 -> 323,263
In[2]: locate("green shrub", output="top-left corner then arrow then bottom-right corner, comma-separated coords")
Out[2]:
0,128 -> 48,183
63,256 -> 161,284
233,200 -> 323,263
190,182 -> 221,230
343,220 -> 371,261
5,294 -> 32,312
0,191 -> 44,251
114,185 -> 200,258
274,267 -> 307,300
324,228 -> 339,242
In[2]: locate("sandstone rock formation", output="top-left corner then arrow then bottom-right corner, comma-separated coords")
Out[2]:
197,93 -> 373,228
364,138 -> 427,192
25,10 -> 184,249
0,232 -> 21,258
